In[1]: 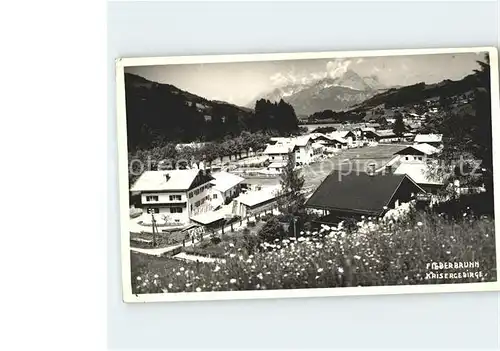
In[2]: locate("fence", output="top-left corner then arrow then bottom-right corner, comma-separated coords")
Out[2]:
179,203 -> 281,248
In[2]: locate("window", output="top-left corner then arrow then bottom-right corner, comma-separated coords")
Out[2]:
170,207 -> 183,213
175,219 -> 180,223
418,157 -> 423,161
271,156 -> 275,160
213,194 -> 218,199
147,208 -> 159,214
190,204 -> 193,211
169,195 -> 181,201
195,201 -> 200,207
188,192 -> 193,198
405,156 -> 409,160
145,195 -> 159,202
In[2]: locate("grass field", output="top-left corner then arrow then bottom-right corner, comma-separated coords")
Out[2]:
133,212 -> 496,294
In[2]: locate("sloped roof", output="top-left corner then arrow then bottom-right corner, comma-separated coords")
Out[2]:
305,170 -> 424,215
293,136 -> 311,147
210,171 -> 245,193
268,161 -> 287,168
190,207 -> 230,225
395,143 -> 440,156
130,169 -> 208,192
375,129 -> 397,138
329,131 -> 355,140
235,186 -> 280,207
414,134 -> 443,143
263,144 -> 295,155
393,163 -> 444,185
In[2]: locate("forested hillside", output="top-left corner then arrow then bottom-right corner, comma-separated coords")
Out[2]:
125,73 -> 299,151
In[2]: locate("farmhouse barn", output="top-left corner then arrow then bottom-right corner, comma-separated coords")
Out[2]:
305,170 -> 425,224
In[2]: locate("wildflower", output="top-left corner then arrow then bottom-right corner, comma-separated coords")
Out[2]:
136,276 -> 142,281
145,279 -> 149,283
179,267 -> 185,272
176,272 -> 181,276
168,283 -> 173,289
153,280 -> 157,285
417,222 -> 423,227
317,268 -> 324,273
229,254 -> 236,258
446,251 -> 451,255
142,282 -> 146,287
354,255 -> 361,260
186,283 -> 191,288
229,243 -> 234,247
246,259 -> 252,263
338,267 -> 344,274
315,276 -> 320,280
230,278 -> 237,284
213,265 -> 220,272
154,274 -> 159,279
196,287 -> 202,292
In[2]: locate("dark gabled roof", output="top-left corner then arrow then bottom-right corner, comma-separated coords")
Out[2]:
305,170 -> 423,215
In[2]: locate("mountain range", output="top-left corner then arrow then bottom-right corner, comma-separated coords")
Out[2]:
248,69 -> 389,116
350,72 -> 480,112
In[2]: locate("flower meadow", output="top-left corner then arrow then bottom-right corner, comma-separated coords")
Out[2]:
132,212 -> 496,294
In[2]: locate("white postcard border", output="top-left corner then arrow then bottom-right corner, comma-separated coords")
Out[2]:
115,46 -> 500,303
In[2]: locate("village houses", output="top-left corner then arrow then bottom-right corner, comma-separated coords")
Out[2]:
262,143 -> 296,172
209,171 -> 245,205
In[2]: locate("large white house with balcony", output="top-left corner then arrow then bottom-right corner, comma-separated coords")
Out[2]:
130,169 -> 214,225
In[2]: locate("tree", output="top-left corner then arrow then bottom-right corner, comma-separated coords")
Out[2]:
257,217 -> 284,243
424,55 -> 493,196
392,112 -> 406,136
278,154 -> 305,216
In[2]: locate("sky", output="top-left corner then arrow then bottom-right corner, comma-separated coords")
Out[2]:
125,52 -> 487,106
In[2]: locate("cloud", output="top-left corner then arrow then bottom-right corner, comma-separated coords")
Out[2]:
326,59 -> 352,78
270,69 -> 327,87
270,72 -> 291,86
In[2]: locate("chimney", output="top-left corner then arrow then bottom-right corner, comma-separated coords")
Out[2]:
164,173 -> 171,182
385,165 -> 393,175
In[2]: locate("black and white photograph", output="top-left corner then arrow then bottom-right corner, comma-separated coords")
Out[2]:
116,48 -> 500,302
